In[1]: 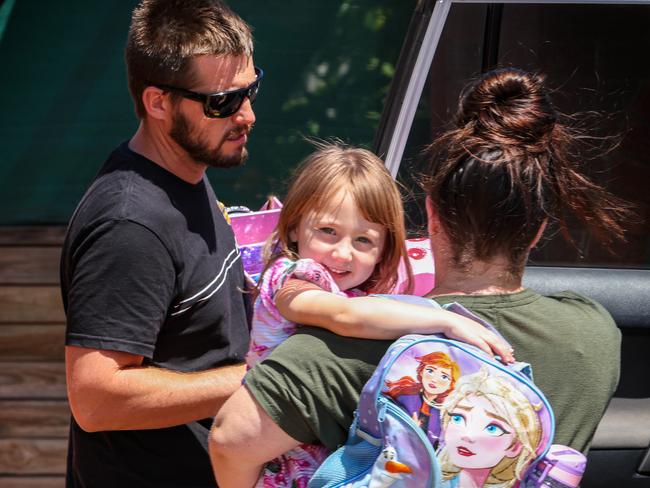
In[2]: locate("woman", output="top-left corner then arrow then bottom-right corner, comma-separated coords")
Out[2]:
419,67 -> 628,451
384,351 -> 460,447
210,68 -> 628,486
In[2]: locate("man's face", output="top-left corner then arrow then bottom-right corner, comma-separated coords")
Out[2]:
169,55 -> 257,169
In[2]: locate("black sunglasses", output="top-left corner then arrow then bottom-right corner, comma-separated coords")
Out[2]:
154,67 -> 263,119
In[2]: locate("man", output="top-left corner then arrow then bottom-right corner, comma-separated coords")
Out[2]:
60,1 -> 260,486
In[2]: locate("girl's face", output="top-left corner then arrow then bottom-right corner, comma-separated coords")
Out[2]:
421,364 -> 453,398
289,189 -> 386,291
443,394 -> 522,470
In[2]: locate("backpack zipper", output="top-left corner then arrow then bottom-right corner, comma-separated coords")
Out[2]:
378,396 -> 441,487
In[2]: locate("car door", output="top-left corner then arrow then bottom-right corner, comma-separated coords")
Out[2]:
373,1 -> 650,486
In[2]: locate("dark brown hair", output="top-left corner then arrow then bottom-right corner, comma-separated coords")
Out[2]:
421,68 -> 631,275
125,0 -> 253,119
265,141 -> 412,294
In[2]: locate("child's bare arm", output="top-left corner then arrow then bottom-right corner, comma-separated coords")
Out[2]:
274,279 -> 514,363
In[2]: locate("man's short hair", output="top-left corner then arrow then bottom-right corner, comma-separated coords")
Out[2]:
125,0 -> 253,119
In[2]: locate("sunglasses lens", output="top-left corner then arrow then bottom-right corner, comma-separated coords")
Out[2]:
206,92 -> 242,118
204,73 -> 261,118
248,81 -> 260,104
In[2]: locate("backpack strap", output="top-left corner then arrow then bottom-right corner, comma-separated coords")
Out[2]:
442,301 -> 510,345
442,301 -> 535,381
356,334 -> 417,438
356,295 -> 441,438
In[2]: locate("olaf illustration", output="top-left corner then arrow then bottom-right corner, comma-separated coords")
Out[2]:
359,444 -> 413,488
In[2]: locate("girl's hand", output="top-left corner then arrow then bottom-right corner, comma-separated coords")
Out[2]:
441,311 -> 515,364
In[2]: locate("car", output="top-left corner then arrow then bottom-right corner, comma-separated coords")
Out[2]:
373,1 -> 650,486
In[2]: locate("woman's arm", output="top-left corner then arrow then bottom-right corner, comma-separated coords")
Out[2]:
275,279 -> 514,362
210,386 -> 301,488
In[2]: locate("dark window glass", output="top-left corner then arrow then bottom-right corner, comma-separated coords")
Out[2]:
398,3 -> 650,268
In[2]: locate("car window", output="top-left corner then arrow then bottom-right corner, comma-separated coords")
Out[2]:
395,2 -> 650,269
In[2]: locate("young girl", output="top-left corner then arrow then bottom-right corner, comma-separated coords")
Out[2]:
246,143 -> 514,488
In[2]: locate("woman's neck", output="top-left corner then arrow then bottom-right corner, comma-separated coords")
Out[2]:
428,255 -> 524,297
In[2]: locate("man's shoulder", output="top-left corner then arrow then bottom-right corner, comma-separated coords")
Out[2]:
68,145 -> 192,244
88,145 -> 176,220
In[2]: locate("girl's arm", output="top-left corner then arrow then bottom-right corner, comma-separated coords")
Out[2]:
275,279 -> 515,363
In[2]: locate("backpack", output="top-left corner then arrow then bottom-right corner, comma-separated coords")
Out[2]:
309,295 -> 563,488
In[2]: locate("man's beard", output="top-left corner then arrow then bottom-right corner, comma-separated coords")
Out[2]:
169,110 -> 250,169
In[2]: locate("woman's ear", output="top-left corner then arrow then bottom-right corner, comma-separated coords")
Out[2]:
141,86 -> 170,121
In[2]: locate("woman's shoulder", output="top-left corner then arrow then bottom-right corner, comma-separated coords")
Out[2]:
536,290 -> 615,324
531,290 -> 620,345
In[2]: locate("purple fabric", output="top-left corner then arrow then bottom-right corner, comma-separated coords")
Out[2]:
392,393 -> 442,447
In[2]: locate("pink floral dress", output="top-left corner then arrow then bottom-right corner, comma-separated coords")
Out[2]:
247,257 -> 363,487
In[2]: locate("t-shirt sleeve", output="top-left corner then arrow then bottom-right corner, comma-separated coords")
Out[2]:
257,258 -> 344,322
65,219 -> 176,358
244,328 -> 390,450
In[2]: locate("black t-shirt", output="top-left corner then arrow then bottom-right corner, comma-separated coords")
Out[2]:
61,142 -> 250,487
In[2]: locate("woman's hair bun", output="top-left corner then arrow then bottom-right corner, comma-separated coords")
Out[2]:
456,68 -> 557,146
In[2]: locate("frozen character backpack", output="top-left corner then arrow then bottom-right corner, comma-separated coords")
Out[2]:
309,295 -> 585,488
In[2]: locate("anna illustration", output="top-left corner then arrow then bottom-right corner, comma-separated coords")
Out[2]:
384,351 -> 461,447
438,369 -> 543,488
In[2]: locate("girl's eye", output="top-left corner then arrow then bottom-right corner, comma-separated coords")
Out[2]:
441,374 -> 450,381
356,236 -> 372,245
318,227 -> 335,235
484,423 -> 507,437
450,413 -> 465,426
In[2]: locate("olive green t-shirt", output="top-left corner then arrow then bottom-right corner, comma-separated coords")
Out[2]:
245,289 -> 621,453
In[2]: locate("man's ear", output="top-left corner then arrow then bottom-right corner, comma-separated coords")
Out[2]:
426,196 -> 441,236
141,86 -> 171,121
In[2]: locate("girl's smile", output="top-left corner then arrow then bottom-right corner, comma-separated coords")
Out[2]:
289,189 -> 386,292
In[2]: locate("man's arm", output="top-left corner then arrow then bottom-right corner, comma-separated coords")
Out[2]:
66,345 -> 245,432
64,220 -> 247,431
209,386 -> 300,488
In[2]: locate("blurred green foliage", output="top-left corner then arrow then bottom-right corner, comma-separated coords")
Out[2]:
0,0 -> 414,223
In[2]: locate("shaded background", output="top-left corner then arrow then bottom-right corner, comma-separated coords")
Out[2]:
0,0 -> 415,224
0,0 -> 648,267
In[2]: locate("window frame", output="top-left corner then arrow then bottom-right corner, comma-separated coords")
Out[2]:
373,0 -> 650,179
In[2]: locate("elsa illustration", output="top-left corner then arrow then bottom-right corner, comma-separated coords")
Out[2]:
438,369 -> 543,488
384,351 -> 460,447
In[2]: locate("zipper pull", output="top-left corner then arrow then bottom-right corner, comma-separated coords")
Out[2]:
377,397 -> 388,423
